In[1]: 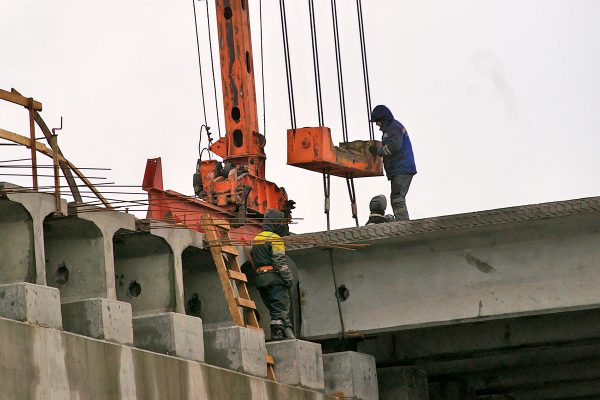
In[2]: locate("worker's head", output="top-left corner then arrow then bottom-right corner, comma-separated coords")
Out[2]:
369,194 -> 387,216
262,208 -> 289,236
370,105 -> 394,126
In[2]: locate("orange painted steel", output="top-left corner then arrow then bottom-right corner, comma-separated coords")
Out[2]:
145,0 -> 290,221
192,0 -> 289,216
287,127 -> 384,178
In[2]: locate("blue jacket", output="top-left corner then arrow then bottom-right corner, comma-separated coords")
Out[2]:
372,106 -> 416,178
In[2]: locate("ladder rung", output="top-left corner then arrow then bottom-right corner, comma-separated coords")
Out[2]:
266,354 -> 275,365
220,245 -> 239,255
246,324 -> 264,332
211,218 -> 231,230
228,270 -> 248,282
236,297 -> 256,310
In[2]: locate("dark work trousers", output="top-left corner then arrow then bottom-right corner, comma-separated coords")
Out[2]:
258,283 -> 291,327
390,174 -> 413,220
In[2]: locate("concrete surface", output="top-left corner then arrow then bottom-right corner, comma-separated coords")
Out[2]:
377,367 -> 428,400
113,232 -> 176,316
62,298 -> 133,345
0,282 -> 62,329
182,246 -> 235,327
72,206 -> 136,300
323,351 -> 378,400
44,216 -> 107,302
133,312 -> 204,362
289,202 -> 600,339
151,227 -> 203,314
0,315 -> 333,400
203,325 -> 268,378
266,339 -> 325,391
0,182 -> 67,285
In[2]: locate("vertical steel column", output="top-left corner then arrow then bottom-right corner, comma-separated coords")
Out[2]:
214,0 -> 264,176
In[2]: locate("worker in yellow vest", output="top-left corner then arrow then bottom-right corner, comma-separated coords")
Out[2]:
251,209 -> 295,340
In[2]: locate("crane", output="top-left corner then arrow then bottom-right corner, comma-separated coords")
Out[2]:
142,0 -> 382,238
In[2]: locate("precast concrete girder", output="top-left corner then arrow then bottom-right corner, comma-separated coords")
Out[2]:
357,308 -> 600,364
288,198 -> 600,340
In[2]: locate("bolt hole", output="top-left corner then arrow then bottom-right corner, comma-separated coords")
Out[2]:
128,281 -> 142,298
233,129 -> 244,147
187,293 -> 202,316
224,6 -> 233,20
337,285 -> 349,301
231,107 -> 241,122
245,51 -> 252,73
55,262 -> 70,285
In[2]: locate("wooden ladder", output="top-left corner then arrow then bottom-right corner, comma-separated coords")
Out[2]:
201,215 -> 276,381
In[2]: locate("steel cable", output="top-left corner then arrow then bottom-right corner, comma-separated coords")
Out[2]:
204,0 -> 223,138
330,0 -> 348,142
191,0 -> 208,127
308,0 -> 324,126
356,0 -> 374,140
278,0 -> 297,130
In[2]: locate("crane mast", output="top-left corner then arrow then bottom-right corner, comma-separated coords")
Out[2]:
210,0 -> 264,176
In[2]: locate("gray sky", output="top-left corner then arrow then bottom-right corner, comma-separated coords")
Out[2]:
1,0 -> 599,233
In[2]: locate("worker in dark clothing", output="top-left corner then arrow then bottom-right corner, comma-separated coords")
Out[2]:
251,209 -> 295,340
368,105 -> 417,220
365,194 -> 394,225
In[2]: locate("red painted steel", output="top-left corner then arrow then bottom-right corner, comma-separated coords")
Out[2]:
143,158 -> 261,241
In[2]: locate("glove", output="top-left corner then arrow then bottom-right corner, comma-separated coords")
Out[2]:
368,144 -> 379,155
278,264 -> 293,288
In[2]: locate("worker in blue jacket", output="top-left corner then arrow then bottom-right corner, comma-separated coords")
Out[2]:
368,105 -> 417,221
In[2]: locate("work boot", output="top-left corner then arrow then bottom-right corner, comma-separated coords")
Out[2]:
283,326 -> 296,339
270,320 -> 286,341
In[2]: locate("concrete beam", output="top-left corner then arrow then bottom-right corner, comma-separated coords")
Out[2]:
133,312 -> 204,362
62,298 -> 133,345
0,315 -> 334,400
0,283 -> 62,329
203,325 -> 268,378
415,342 -> 600,378
0,182 -> 66,285
357,308 -> 600,365
323,352 -> 378,400
266,339 -> 325,390
182,247 -> 235,327
71,207 -> 136,301
291,213 -> 600,339
469,359 -> 600,393
113,232 -> 176,316
44,216 -> 107,302
150,227 -> 203,314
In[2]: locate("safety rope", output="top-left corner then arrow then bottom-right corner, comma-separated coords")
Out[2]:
204,0 -> 222,138
356,0 -> 374,141
278,0 -> 297,130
